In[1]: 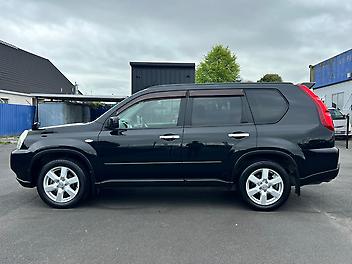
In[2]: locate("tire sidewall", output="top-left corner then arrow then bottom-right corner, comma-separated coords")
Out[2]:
37,159 -> 88,208
238,161 -> 291,211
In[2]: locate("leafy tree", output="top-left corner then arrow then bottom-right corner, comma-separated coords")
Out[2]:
196,45 -> 240,83
258,73 -> 283,83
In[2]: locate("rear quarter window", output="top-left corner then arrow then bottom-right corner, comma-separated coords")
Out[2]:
245,89 -> 288,124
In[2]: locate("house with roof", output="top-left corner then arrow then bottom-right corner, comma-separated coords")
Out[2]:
0,40 -> 74,105
0,40 -> 81,135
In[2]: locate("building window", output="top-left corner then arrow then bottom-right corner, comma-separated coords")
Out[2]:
332,92 -> 344,109
0,98 -> 9,104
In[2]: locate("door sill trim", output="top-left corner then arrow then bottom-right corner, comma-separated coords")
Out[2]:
104,161 -> 222,165
96,179 -> 184,185
95,178 -> 233,185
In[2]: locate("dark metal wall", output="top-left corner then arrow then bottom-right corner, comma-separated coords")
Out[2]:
130,62 -> 195,94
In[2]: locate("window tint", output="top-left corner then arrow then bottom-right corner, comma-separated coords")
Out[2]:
191,96 -> 243,126
245,89 -> 288,124
117,98 -> 181,128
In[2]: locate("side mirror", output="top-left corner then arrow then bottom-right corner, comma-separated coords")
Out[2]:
107,116 -> 120,130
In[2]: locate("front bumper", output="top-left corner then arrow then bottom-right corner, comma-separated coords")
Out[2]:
335,130 -> 352,136
300,164 -> 340,186
10,149 -> 35,188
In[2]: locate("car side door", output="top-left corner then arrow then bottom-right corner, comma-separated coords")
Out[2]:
96,91 -> 187,183
181,89 -> 257,183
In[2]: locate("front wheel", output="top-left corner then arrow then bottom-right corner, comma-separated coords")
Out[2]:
238,161 -> 291,211
37,159 -> 89,208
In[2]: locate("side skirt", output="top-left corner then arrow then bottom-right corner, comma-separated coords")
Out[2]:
95,178 -> 234,188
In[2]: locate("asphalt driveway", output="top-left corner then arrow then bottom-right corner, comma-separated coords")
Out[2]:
0,141 -> 352,264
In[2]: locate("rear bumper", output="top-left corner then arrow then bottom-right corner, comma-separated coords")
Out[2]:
300,165 -> 339,186
10,149 -> 35,188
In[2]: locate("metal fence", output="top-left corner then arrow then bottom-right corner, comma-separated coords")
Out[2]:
0,104 -> 35,136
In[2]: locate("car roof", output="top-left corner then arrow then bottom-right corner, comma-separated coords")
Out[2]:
142,82 -> 296,93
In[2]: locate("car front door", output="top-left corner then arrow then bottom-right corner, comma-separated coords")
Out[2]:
181,89 -> 257,183
97,91 -> 186,183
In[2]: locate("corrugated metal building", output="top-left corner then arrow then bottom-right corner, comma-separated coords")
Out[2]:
130,62 -> 195,94
311,49 -> 352,115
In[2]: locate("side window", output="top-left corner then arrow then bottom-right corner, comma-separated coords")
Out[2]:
191,96 -> 243,126
245,89 -> 288,124
117,98 -> 181,129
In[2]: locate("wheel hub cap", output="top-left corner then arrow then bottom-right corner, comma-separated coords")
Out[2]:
261,184 -> 269,191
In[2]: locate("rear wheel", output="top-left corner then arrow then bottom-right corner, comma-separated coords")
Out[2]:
37,159 -> 89,208
238,161 -> 291,211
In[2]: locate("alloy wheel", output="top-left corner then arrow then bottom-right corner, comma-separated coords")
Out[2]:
43,166 -> 80,203
245,168 -> 284,206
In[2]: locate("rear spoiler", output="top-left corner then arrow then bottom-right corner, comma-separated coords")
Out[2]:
298,82 -> 315,89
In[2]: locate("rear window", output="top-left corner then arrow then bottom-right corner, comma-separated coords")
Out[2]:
245,89 -> 288,124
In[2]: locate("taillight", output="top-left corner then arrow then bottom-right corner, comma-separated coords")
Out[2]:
299,85 -> 334,131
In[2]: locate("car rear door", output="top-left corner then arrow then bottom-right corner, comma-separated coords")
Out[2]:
182,89 -> 257,183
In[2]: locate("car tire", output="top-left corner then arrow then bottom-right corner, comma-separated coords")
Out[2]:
37,159 -> 89,209
238,161 -> 291,211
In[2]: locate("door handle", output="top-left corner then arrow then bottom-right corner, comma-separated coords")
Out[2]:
228,132 -> 250,139
159,135 -> 180,140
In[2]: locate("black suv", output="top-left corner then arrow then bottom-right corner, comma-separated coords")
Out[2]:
10,82 -> 339,210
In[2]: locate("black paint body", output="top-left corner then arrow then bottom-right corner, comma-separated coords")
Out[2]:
11,83 -> 339,190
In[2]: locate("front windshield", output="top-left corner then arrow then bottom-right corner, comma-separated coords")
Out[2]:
329,108 -> 345,120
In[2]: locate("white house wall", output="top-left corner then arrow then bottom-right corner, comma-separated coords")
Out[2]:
0,91 -> 33,105
313,80 -> 352,115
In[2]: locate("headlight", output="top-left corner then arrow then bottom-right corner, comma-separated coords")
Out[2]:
17,130 -> 28,150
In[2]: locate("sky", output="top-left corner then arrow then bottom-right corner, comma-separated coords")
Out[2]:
0,0 -> 351,96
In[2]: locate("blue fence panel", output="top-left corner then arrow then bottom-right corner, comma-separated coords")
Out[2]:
38,103 -> 65,127
0,104 -> 35,136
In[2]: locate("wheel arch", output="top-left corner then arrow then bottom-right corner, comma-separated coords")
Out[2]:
30,148 -> 96,192
233,149 -> 300,194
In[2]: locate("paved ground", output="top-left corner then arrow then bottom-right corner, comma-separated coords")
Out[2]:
1,140 -> 352,264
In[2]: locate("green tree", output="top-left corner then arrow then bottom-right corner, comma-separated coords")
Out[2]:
196,44 -> 240,83
258,73 -> 283,82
